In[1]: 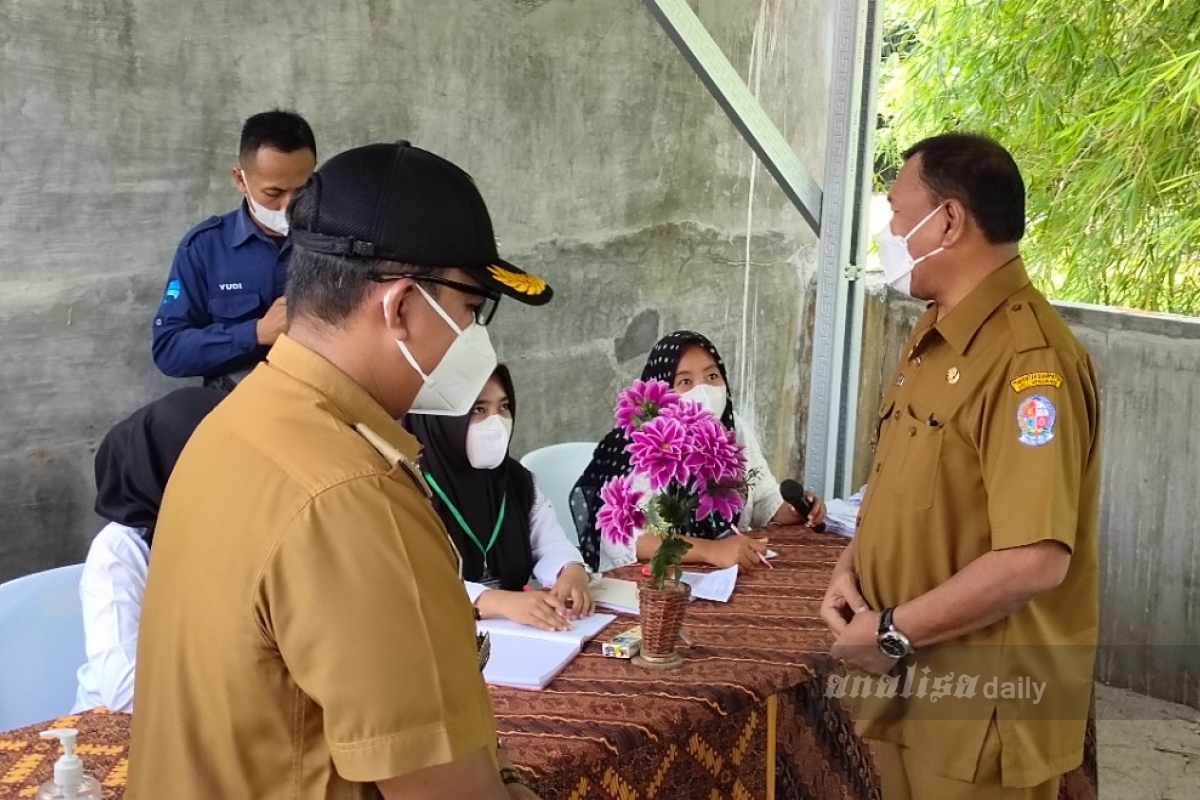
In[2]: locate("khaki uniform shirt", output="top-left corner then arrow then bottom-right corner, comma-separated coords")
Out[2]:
853,259 -> 1100,787
128,335 -> 497,799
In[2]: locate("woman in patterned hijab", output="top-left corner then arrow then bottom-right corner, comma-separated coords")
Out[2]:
570,330 -> 825,572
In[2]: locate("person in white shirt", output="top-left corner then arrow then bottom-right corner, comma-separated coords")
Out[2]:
571,330 -> 827,573
74,387 -> 226,713
406,365 -> 593,633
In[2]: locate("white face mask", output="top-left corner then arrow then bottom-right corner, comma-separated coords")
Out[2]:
680,384 -> 727,420
466,414 -> 513,470
240,169 -> 289,236
874,203 -> 946,296
394,284 -> 498,417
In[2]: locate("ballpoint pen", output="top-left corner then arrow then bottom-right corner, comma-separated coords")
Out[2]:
731,524 -> 773,569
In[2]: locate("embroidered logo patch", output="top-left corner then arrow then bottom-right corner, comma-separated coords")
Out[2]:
162,278 -> 181,305
1017,394 -> 1056,446
487,264 -> 547,296
1010,372 -> 1063,392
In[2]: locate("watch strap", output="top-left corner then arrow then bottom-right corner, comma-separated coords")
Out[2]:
500,766 -> 527,786
879,606 -> 895,635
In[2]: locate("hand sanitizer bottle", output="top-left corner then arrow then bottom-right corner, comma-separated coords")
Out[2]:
36,728 -> 102,799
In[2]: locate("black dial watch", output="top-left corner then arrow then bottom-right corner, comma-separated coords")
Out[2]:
876,607 -> 915,659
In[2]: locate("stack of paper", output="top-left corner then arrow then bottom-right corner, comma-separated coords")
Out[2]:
679,564 -> 738,602
590,577 -> 640,615
823,485 -> 866,537
479,612 -> 616,690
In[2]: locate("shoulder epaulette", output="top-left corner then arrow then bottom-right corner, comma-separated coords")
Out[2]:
354,422 -> 432,499
179,215 -> 223,248
1005,300 -> 1048,353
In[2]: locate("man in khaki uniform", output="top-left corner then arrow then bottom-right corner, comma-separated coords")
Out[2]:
128,142 -> 552,799
821,133 -> 1100,799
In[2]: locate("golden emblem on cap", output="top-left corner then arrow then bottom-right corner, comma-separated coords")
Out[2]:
947,367 -> 961,384
487,264 -> 546,296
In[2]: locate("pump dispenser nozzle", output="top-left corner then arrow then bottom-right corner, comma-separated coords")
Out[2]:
37,728 -> 101,800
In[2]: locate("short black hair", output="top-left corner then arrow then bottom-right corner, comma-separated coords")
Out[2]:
239,109 -> 317,164
902,133 -> 1025,244
285,180 -> 443,327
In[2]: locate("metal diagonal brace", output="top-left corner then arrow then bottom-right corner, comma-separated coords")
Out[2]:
641,0 -> 824,235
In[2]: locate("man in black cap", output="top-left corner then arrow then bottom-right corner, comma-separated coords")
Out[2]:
129,142 -> 549,799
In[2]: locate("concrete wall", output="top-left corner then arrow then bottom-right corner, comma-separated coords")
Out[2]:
855,283 -> 1200,710
0,0 -> 834,582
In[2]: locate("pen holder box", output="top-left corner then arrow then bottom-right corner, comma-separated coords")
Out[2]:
601,626 -> 642,659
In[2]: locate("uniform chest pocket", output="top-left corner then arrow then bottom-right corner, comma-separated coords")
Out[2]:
209,292 -> 262,323
877,404 -> 943,511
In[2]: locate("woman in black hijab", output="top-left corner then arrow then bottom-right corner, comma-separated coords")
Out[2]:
406,364 -> 593,632
75,386 -> 227,713
570,330 -> 826,572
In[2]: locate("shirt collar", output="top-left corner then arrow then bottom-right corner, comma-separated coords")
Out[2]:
229,201 -> 290,251
933,256 -> 1030,355
265,334 -> 421,464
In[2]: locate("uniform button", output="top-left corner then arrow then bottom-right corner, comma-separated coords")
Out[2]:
908,426 -> 916,436
912,355 -> 923,366
1012,303 -> 1023,311
894,410 -> 901,420
874,463 -> 881,473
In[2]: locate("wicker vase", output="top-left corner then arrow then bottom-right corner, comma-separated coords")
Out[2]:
633,579 -> 691,671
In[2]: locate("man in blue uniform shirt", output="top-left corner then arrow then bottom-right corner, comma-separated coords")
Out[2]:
152,110 -> 317,389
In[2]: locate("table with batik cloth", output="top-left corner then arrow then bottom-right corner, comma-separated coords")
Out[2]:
0,527 -> 1097,799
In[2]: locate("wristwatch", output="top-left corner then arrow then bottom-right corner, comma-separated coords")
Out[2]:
876,607 -> 915,659
500,766 -> 528,787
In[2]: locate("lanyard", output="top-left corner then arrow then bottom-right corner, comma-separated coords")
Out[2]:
424,471 -> 507,570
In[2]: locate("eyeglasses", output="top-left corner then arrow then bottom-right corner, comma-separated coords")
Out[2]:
369,273 -> 500,326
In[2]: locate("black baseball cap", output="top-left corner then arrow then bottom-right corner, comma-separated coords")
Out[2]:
289,141 -> 551,305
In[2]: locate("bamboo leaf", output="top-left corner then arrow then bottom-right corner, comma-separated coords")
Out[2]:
879,0 -> 1200,315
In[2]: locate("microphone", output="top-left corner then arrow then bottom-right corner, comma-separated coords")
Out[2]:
780,479 -> 825,532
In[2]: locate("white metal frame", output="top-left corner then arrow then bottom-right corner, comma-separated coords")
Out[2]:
805,0 -> 882,497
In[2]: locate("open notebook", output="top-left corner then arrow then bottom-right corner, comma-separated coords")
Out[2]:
479,612 -> 616,690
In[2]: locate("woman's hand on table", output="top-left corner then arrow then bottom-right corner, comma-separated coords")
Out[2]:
702,534 -> 769,570
548,563 -> 594,618
478,589 -> 573,632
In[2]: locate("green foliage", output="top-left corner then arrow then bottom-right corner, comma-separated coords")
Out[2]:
879,0 -> 1200,315
650,536 -> 692,589
645,485 -> 695,590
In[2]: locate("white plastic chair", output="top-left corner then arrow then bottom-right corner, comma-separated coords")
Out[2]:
0,564 -> 86,731
519,442 -> 596,547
